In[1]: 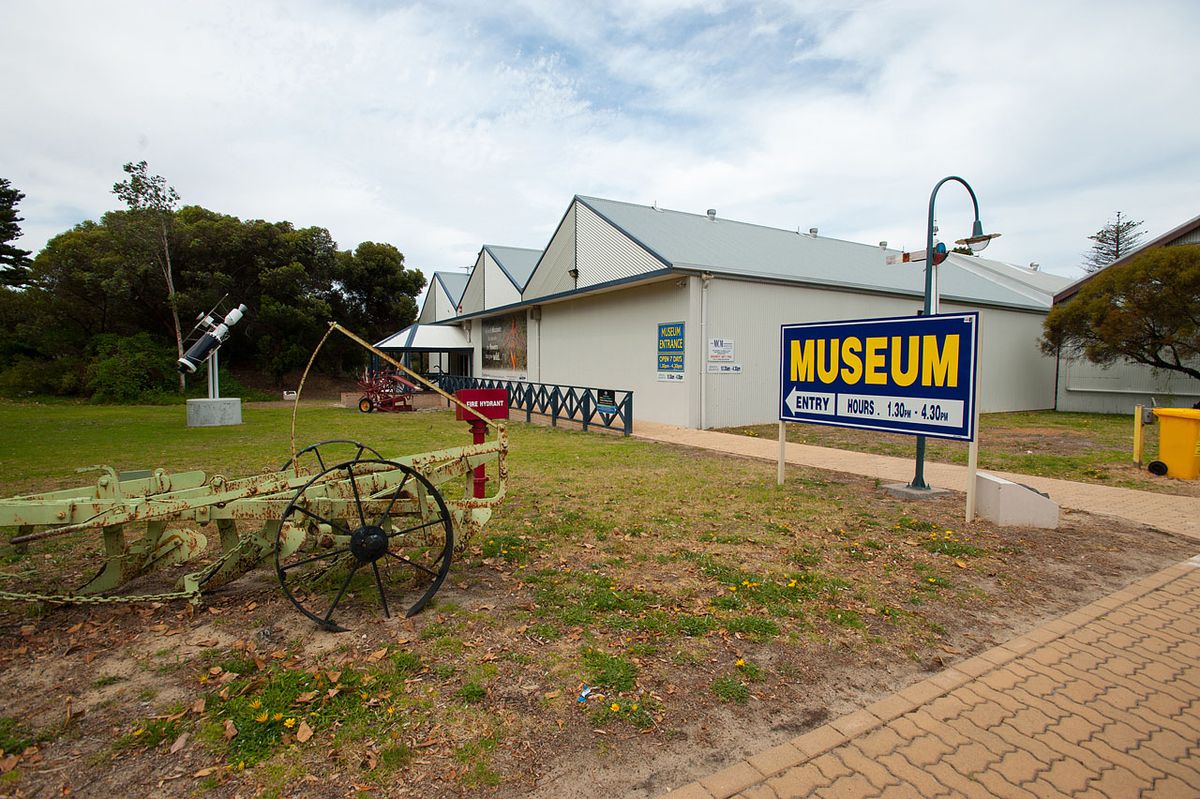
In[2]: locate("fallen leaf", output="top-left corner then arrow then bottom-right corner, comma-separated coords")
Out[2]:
193,767 -> 217,777
244,602 -> 258,612
169,733 -> 190,754
327,688 -> 341,699
223,720 -> 238,740
954,559 -> 968,569
367,648 -> 388,662
295,691 -> 318,704
191,698 -> 206,715
544,690 -> 561,700
207,607 -> 221,615
328,670 -> 342,683
66,623 -> 83,634
0,755 -> 19,774
296,720 -> 313,743
270,650 -> 287,660
208,666 -> 222,676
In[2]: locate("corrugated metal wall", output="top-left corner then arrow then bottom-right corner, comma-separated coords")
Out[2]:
458,254 -> 486,315
575,202 -> 665,288
483,251 -> 521,309
702,278 -> 1058,429
538,278 -> 692,426
523,204 -> 576,300
1056,358 -> 1200,414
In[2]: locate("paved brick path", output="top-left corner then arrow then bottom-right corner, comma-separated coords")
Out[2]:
634,422 -> 1200,799
633,422 -> 1200,540
663,557 -> 1200,799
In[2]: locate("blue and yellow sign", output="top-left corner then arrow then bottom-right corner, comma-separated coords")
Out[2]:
657,321 -> 685,381
779,313 -> 979,440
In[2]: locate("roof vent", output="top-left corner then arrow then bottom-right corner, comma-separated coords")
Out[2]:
808,227 -> 819,237
1029,262 -> 1040,271
879,241 -> 888,249
706,209 -> 716,221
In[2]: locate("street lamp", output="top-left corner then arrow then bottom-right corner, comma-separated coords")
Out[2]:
909,176 -> 1000,491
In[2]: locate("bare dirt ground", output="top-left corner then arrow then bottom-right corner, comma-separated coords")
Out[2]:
2,454 -> 1195,799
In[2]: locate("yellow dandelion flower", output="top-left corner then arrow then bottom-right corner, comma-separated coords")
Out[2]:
631,703 -> 639,712
387,706 -> 396,715
283,718 -> 296,729
248,699 -> 262,710
729,585 -> 737,592
736,658 -> 746,668
132,728 -> 144,737
255,711 -> 269,723
610,703 -> 620,712
787,579 -> 797,588
273,712 -> 283,721
741,580 -> 750,587
927,578 -> 936,583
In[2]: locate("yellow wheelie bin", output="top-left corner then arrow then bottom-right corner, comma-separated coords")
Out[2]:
1151,408 -> 1200,479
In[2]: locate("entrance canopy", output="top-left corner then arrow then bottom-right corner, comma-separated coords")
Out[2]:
376,323 -> 471,352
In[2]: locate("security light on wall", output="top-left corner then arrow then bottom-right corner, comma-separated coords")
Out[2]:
568,268 -> 579,280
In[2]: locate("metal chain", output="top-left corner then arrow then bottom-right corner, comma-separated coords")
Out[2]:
0,536 -> 255,607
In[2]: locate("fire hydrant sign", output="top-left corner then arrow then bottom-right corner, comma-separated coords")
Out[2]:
779,313 -> 978,440
454,389 -> 510,421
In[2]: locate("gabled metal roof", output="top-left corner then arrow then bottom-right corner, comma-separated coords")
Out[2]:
577,196 -> 1069,311
483,245 -> 542,291
376,323 -> 471,351
433,272 -> 470,305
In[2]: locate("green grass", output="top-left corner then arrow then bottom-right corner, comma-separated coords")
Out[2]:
581,648 -> 638,692
711,676 -> 750,704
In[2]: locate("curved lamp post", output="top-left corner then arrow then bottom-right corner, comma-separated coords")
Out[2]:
909,176 -> 1000,491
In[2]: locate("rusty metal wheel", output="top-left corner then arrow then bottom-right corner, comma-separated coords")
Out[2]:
275,458 -> 453,632
280,440 -> 383,475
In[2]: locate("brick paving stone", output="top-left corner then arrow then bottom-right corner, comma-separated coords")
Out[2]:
939,740 -> 1002,779
907,712 -> 972,748
746,742 -> 804,778
762,763 -> 828,799
1005,705 -> 1058,738
992,749 -> 1050,786
809,752 -> 854,784
1036,756 -> 1095,795
1043,713 -> 1102,746
1086,765 -> 1156,799
1079,738 -> 1166,783
972,769 -> 1040,799
1020,777 -> 1073,798
924,694 -> 971,722
699,760 -> 765,798
1141,774 -> 1200,798
874,784 -> 925,799
812,773 -> 876,799
873,752 -> 952,797
988,724 -> 1062,766
836,746 -> 899,792
828,709 -> 881,738
790,727 -> 850,760
735,784 -> 780,799
923,762 -> 994,799
853,726 -> 907,759
864,693 -> 915,724
1140,727 -> 1195,761
1035,728 -> 1111,773
1127,743 -> 1200,791
943,716 -> 1018,758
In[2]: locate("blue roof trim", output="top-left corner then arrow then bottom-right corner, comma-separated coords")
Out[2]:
482,245 -> 528,292
519,199 -> 580,294
403,324 -> 419,349
574,196 -> 674,269
434,272 -> 469,304
452,268 -> 676,322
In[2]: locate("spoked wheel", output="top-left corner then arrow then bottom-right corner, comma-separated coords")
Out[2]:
275,459 -> 453,632
280,439 -> 383,474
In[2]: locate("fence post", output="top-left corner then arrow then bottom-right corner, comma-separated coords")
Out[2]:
623,393 -> 632,436
582,391 -> 591,432
550,387 -> 559,427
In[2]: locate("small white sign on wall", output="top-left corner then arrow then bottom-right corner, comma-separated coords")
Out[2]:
708,338 -> 735,362
706,363 -> 743,374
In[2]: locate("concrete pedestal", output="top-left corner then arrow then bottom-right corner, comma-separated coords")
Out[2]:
975,472 -> 1059,529
186,398 -> 243,427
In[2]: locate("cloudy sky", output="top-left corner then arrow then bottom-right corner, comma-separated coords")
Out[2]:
4,0 -> 1198,285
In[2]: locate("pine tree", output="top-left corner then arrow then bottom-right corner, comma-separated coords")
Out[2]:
0,178 -> 33,287
1083,211 -> 1145,273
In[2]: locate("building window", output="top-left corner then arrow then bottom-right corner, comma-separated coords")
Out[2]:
482,312 -> 527,370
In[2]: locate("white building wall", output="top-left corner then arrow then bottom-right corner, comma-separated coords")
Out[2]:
1056,358 -> 1200,414
701,278 -> 1057,429
483,252 -> 521,309
536,279 -> 692,426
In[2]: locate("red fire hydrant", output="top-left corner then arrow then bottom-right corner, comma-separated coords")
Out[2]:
454,389 -> 510,499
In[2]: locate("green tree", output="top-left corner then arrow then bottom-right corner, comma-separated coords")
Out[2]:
333,241 -> 424,346
112,161 -> 185,389
1083,211 -> 1145,273
1043,246 -> 1200,381
0,178 -> 34,287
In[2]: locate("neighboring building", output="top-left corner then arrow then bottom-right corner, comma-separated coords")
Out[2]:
417,272 -> 470,325
384,195 -> 1071,429
1052,213 -> 1200,414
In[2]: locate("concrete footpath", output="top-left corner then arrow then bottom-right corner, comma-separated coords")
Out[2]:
631,423 -> 1200,799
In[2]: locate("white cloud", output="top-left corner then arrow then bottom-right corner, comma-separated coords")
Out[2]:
2,0 -> 1198,287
